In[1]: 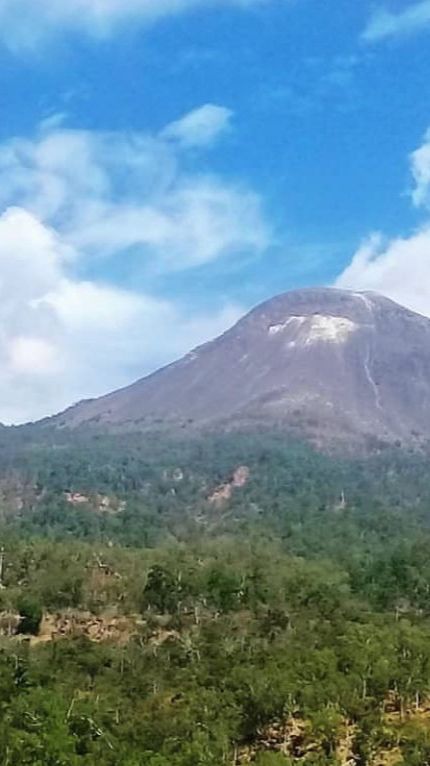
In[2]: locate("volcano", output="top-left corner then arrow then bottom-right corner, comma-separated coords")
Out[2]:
53,288 -> 430,448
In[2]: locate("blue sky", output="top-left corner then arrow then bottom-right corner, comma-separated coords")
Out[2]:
1,0 -> 430,422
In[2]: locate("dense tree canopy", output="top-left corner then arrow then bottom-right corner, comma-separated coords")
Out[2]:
0,429 -> 428,762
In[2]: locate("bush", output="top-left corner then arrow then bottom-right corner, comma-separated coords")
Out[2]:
17,596 -> 43,635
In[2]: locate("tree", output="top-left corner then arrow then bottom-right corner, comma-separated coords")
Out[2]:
17,596 -> 43,635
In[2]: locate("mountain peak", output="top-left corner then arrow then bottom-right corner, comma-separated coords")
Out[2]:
52,287 -> 430,450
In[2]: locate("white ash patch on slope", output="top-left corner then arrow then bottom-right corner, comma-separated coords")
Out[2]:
305,315 -> 358,344
268,316 -> 306,335
269,314 -> 358,344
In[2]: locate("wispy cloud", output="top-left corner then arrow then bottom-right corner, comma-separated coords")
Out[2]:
363,0 -> 430,43
0,105 -> 270,422
260,54 -> 363,117
0,0 -> 269,49
0,106 -> 270,271
162,104 -> 233,148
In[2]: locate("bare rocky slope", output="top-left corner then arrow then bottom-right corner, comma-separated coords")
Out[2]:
52,288 -> 430,448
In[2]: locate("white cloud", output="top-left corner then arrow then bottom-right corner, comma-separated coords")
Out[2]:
363,0 -> 430,43
335,230 -> 430,317
335,129 -> 430,318
8,337 -> 61,376
162,104 -> 233,148
68,178 -> 268,269
410,128 -> 430,208
0,108 -> 267,423
0,0 -> 267,48
0,111 -> 270,270
0,207 -> 244,424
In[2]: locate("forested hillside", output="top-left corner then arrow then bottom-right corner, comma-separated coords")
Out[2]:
0,430 -> 427,762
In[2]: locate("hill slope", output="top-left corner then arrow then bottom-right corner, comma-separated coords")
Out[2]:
53,287 -> 430,447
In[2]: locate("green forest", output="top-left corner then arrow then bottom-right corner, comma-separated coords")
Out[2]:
0,429 -> 430,763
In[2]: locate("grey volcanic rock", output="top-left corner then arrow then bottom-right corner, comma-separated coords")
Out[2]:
56,288 -> 430,447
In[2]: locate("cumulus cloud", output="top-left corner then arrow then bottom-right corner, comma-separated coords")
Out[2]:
0,207 -> 244,424
0,107 -> 266,423
335,230 -> 430,318
363,0 -> 430,43
336,129 -> 430,318
0,0 -> 267,48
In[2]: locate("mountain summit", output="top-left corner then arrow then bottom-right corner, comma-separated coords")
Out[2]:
55,288 -> 430,448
